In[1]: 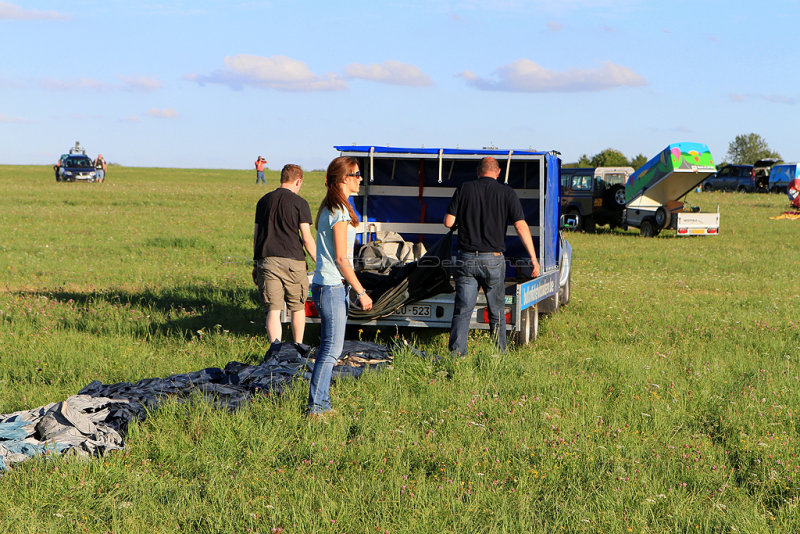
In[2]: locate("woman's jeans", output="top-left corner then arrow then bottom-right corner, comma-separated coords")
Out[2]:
448,252 -> 507,356
307,283 -> 347,414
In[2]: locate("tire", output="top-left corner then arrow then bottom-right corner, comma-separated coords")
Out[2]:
582,215 -> 596,233
737,185 -> 747,193
640,218 -> 657,237
654,207 -> 668,228
604,184 -> 626,209
703,183 -> 713,192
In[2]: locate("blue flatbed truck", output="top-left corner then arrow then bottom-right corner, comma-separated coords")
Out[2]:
305,146 -> 573,345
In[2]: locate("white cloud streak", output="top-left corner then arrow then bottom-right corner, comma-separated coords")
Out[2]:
459,59 -> 646,92
187,54 -> 347,92
144,108 -> 179,119
730,93 -> 796,105
344,61 -> 433,87
39,78 -> 111,91
0,113 -> 33,123
118,76 -> 163,92
0,1 -> 67,20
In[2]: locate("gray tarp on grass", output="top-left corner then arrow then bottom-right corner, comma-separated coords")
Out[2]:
0,340 -> 395,472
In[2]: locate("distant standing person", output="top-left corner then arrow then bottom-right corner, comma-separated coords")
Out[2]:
253,164 -> 317,345
94,154 -> 107,183
444,156 -> 540,356
255,156 -> 268,184
307,157 -> 372,416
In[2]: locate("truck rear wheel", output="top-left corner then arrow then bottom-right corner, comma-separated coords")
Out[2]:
582,215 -> 596,233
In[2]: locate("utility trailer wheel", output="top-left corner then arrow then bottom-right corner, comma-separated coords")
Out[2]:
654,207 -> 668,228
514,305 -> 539,346
640,218 -> 658,237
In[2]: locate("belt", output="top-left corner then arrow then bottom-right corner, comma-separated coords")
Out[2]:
460,251 -> 502,256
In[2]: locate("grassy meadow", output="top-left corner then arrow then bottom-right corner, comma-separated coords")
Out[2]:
1,164 -> 799,533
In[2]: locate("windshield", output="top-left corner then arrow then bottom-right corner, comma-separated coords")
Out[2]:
64,156 -> 93,168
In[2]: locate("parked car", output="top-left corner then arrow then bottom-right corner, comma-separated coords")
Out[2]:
768,163 -> 800,194
754,158 -> 781,192
560,167 -> 634,231
702,164 -> 755,192
56,154 -> 97,182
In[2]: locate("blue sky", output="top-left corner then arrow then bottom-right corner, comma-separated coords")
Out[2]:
1,0 -> 797,170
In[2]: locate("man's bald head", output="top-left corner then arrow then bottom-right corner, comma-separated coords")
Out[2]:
477,157 -> 501,179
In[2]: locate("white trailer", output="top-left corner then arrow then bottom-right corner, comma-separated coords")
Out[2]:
624,143 -> 720,237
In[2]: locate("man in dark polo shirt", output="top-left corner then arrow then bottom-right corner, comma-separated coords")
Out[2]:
444,156 -> 541,355
252,164 -> 317,345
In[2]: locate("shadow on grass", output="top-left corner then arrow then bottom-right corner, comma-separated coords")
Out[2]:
20,285 -> 448,350
572,226 -> 682,239
24,285 -> 271,341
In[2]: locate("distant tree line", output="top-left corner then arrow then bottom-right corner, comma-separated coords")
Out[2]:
564,148 -> 648,170
565,133 -> 782,170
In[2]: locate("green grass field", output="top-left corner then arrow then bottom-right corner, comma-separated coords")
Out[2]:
1,165 -> 799,533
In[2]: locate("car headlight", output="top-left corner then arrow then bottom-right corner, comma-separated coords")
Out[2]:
64,171 -> 73,176
90,171 -> 96,177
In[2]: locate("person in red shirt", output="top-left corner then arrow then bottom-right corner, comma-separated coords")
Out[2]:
255,156 -> 268,184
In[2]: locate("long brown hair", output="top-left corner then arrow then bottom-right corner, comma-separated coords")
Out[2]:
316,156 -> 359,228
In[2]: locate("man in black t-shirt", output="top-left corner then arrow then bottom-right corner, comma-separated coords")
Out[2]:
444,156 -> 541,355
253,164 -> 317,344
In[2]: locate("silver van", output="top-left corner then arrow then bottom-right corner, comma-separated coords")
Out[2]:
768,163 -> 800,193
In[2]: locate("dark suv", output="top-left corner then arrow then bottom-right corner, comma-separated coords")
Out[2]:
560,167 -> 633,231
702,164 -> 755,192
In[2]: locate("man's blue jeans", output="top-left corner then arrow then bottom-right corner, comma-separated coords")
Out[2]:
307,283 -> 347,414
448,252 -> 507,356
256,171 -> 266,184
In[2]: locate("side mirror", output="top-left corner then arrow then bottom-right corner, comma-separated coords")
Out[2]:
560,214 -> 578,229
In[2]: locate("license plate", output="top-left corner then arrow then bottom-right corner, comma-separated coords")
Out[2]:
390,305 -> 432,318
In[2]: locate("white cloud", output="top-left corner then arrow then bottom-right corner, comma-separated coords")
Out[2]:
38,76 -> 163,93
0,1 -> 66,20
118,76 -> 163,92
459,59 -> 646,92
187,54 -> 347,92
730,93 -> 797,105
344,61 -> 433,87
39,78 -> 111,91
546,21 -> 563,32
0,113 -> 33,123
144,108 -> 179,119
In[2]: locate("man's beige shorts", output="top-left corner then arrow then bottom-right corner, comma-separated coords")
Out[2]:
256,257 -> 308,312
